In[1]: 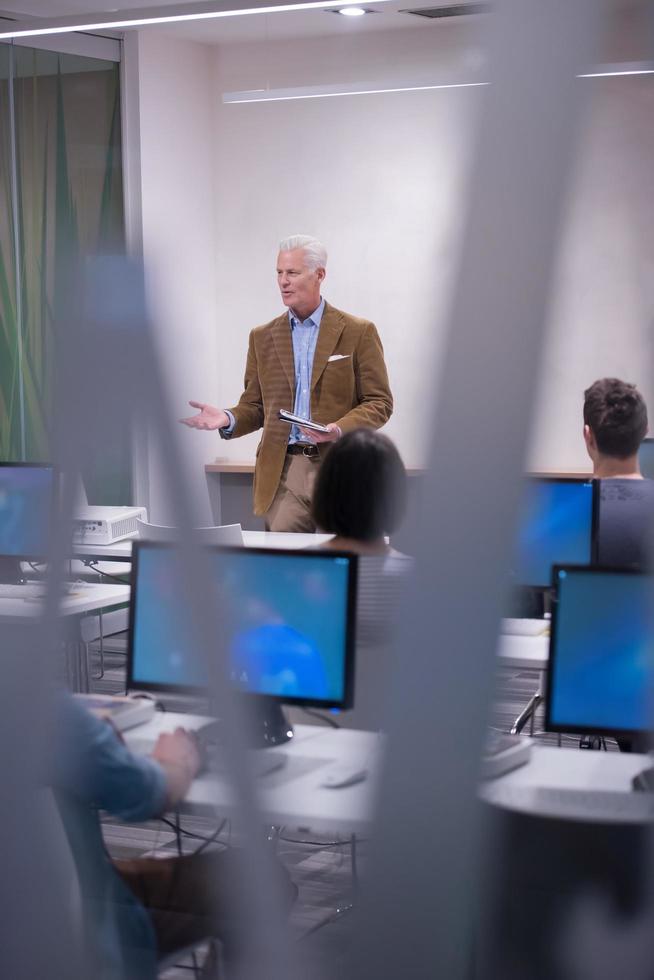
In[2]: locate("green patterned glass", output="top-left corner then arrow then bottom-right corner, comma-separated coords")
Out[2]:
0,45 -> 129,503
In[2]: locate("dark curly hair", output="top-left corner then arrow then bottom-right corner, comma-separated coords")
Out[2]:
311,429 -> 407,541
583,378 -> 648,458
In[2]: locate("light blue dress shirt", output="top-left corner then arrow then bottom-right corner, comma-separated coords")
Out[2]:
287,298 -> 324,445
221,299 -> 325,445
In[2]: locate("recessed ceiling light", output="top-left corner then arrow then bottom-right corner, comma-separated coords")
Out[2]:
338,6 -> 368,14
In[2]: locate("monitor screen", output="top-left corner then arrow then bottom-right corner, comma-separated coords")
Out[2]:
0,463 -> 54,559
639,439 -> 654,480
511,478 -> 597,588
128,543 -> 357,708
546,566 -> 654,737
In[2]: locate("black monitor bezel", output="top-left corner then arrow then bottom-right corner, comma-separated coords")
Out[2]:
545,562 -> 652,739
639,437 -> 654,479
127,540 -> 358,709
512,476 -> 599,590
0,461 -> 56,562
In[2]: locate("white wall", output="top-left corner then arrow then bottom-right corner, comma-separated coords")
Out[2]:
131,18 -> 654,496
211,24 -> 482,470
210,24 -> 654,472
529,75 -> 654,470
133,31 -> 219,522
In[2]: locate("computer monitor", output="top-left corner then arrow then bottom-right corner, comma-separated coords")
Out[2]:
128,542 -> 357,740
639,438 -> 654,480
596,478 -> 654,569
545,565 -> 654,739
511,477 -> 598,590
0,463 -> 55,582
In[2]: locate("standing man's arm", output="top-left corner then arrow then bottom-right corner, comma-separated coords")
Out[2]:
180,330 -> 264,438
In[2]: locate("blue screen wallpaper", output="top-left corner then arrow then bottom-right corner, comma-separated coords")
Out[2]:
0,466 -> 53,557
512,480 -> 594,587
131,547 -> 351,702
549,570 -> 654,732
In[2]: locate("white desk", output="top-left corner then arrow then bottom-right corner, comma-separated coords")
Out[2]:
0,582 -> 130,622
73,530 -> 334,563
496,633 -> 549,671
480,745 -> 654,823
125,714 -> 380,835
0,583 -> 131,691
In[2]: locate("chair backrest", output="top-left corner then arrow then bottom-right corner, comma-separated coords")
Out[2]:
136,518 -> 244,546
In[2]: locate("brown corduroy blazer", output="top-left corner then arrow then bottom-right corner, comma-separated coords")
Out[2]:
225,302 -> 393,515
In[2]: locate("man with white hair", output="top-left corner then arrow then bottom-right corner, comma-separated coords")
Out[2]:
181,236 -> 393,531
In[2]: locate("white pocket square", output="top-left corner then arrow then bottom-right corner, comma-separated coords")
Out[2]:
328,353 -> 350,362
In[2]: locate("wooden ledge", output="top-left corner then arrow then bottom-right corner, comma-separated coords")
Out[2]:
205,461 -> 593,479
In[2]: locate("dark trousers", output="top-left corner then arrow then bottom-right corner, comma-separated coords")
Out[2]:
116,849 -> 297,963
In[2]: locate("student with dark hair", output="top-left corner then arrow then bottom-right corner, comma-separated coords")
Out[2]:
311,428 -> 407,551
310,429 -> 411,730
583,377 -> 648,475
583,378 -> 654,569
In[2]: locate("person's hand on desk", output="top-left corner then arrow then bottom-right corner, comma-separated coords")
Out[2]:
179,401 -> 230,431
298,422 -> 342,444
151,728 -> 201,807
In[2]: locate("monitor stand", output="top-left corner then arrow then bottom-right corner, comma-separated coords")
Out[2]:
243,695 -> 294,749
0,557 -> 26,585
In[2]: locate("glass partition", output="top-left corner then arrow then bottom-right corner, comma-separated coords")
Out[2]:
0,43 -> 128,502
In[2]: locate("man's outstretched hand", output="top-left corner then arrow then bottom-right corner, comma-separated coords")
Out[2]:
179,401 -> 230,431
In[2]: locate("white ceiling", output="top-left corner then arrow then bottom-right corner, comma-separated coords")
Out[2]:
0,0 -> 475,44
0,0 -> 647,47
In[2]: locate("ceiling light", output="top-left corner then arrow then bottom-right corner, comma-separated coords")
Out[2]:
222,58 -> 654,104
223,80 -> 489,103
338,6 -> 367,14
577,61 -> 654,78
0,0 -> 390,40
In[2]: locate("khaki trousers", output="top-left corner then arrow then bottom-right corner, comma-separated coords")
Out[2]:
264,452 -> 322,532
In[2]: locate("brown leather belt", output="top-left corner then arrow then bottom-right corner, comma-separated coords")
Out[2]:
287,443 -> 320,458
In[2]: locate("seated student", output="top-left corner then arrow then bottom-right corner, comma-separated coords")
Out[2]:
583,378 -> 653,753
583,377 -> 654,567
52,695 -> 293,979
310,429 -> 411,729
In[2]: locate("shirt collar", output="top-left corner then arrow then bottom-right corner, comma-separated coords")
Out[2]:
289,298 -> 325,330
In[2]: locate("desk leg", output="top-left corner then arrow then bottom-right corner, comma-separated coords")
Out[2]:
83,642 -> 91,692
97,609 -> 105,679
206,471 -> 223,525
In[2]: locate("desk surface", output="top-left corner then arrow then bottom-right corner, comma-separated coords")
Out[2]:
0,582 -> 131,620
74,529 -> 334,561
480,745 -> 654,823
125,714 -> 380,834
496,633 -> 550,671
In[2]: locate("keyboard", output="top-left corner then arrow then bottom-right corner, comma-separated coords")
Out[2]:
501,617 -> 549,637
126,736 -> 287,779
480,783 -> 654,823
0,583 -> 47,600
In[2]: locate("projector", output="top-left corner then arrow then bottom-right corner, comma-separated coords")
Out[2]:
73,506 -> 147,545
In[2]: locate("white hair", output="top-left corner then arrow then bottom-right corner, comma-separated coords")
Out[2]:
278,235 -> 327,271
